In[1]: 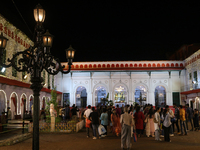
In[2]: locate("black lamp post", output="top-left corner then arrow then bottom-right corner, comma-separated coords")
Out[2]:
0,4 -> 75,150
22,99 -> 26,134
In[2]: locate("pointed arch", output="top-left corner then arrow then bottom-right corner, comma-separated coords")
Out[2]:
10,92 -> 19,116
152,83 -> 169,92
113,82 -> 129,105
93,83 -> 108,93
0,90 -> 7,112
20,93 -> 27,115
29,95 -> 34,112
132,83 -> 149,93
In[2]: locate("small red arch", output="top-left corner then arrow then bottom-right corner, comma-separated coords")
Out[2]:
152,63 -> 156,67
157,64 -> 160,67
84,64 -> 88,68
125,64 -> 128,67
143,64 -> 147,67
120,64 -> 124,67
171,63 -> 174,67
89,64 -> 92,68
162,63 -> 165,67
130,64 -> 133,67
166,63 -> 169,67
71,65 -> 74,68
175,63 -> 179,67
93,64 -> 97,68
180,63 -> 183,67
116,64 -> 119,67
134,64 -> 137,67
139,64 -> 142,67
107,64 -> 110,68
102,64 -> 106,68
75,65 -> 79,68
98,64 -> 101,68
80,65 -> 83,68
111,64 -> 115,68
148,63 -> 151,67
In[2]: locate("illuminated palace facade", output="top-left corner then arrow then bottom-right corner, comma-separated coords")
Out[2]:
56,61 -> 187,108
0,15 -> 61,119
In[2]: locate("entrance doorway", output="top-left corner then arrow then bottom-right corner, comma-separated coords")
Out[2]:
95,86 -> 107,106
114,85 -> 127,107
155,86 -> 166,107
21,94 -> 26,118
0,91 -> 6,114
30,96 -> 33,113
11,93 -> 17,119
135,86 -> 147,105
76,86 -> 87,108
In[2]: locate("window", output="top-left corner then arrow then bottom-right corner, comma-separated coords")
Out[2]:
194,71 -> 197,82
0,49 -> 6,75
189,73 -> 192,80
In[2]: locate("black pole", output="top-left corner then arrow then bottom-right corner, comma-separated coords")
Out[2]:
30,77 -> 43,150
22,99 -> 26,134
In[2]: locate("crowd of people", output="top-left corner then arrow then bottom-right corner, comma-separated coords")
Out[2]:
59,103 -> 199,150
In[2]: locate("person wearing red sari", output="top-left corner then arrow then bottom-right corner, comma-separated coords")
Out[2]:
111,109 -> 121,136
134,106 -> 145,137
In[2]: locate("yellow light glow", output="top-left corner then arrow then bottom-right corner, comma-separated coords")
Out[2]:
39,15 -> 43,22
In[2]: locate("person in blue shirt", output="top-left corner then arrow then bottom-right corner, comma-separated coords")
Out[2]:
100,108 -> 108,137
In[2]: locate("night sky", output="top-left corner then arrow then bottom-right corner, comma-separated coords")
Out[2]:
1,1 -> 200,62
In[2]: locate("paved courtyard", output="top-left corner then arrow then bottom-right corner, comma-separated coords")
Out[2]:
1,128 -> 200,150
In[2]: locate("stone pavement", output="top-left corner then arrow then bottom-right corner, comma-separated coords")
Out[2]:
1,128 -> 200,150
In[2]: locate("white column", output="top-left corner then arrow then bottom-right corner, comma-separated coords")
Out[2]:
167,92 -> 172,106
109,78 -> 113,100
131,91 -> 135,105
72,92 -> 75,106
148,92 -> 155,106
87,92 -> 92,106
168,77 -> 172,106
128,78 -> 132,104
146,91 -> 149,104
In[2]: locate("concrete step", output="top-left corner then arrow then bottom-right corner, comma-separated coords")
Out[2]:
6,124 -> 26,128
8,120 -> 30,124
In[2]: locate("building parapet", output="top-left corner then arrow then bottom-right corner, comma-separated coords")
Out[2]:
62,61 -> 184,71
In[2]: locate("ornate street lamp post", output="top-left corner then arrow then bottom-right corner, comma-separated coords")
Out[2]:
0,4 -> 75,150
22,99 -> 26,134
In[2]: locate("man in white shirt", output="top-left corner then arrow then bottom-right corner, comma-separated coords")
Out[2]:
84,105 -> 93,138
120,107 -> 133,150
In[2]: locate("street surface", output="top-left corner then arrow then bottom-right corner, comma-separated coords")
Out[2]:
1,128 -> 200,150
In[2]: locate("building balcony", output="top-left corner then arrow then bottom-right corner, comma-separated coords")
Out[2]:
181,83 -> 200,92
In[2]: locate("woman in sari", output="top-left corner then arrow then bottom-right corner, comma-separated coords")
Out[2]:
145,108 -> 155,137
111,109 -> 121,136
134,106 -> 145,137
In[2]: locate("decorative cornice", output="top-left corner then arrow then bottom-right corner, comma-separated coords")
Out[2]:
62,61 -> 184,71
0,76 -> 62,94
